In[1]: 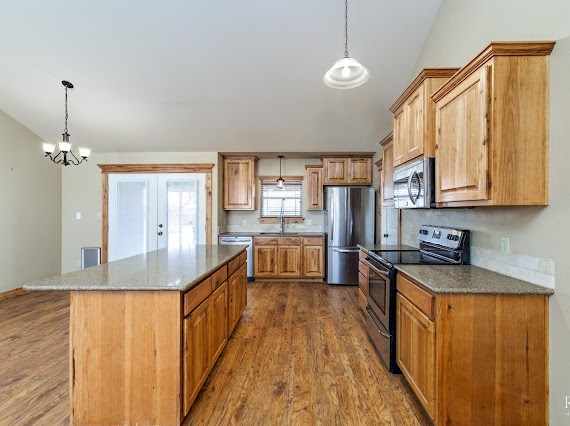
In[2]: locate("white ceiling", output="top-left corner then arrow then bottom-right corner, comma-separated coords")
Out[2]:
0,0 -> 442,153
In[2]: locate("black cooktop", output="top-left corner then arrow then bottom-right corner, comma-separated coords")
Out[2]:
369,249 -> 455,266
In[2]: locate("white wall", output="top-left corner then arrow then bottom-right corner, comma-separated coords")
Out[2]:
0,109 -> 61,291
403,1 -> 570,422
61,152 -> 219,273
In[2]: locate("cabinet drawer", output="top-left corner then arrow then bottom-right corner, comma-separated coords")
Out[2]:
359,271 -> 368,296
211,265 -> 227,290
397,274 -> 434,319
184,277 -> 212,317
228,256 -> 240,276
279,237 -> 301,245
359,250 -> 368,262
239,251 -> 247,265
358,288 -> 367,311
359,260 -> 368,277
303,237 -> 323,246
254,237 -> 278,245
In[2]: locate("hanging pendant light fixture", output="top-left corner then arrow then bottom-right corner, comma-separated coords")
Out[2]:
324,0 -> 370,89
42,80 -> 91,166
276,155 -> 285,189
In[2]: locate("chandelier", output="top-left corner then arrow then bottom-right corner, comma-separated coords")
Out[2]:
42,81 -> 91,166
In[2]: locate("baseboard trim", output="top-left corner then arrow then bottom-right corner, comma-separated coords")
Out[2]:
0,287 -> 26,300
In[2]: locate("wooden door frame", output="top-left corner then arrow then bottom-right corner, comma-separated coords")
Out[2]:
99,164 -> 214,263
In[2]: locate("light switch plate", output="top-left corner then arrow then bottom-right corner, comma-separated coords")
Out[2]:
242,220 -> 247,226
75,212 -> 81,220
501,237 -> 510,254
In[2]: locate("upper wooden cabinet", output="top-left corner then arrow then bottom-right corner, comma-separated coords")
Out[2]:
379,132 -> 394,207
305,165 -> 323,210
223,157 -> 256,210
433,41 -> 555,207
323,156 -> 373,185
390,68 -> 459,168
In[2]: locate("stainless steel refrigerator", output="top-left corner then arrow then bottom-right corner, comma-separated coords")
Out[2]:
325,186 -> 375,285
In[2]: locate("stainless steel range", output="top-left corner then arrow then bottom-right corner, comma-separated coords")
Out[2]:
364,225 -> 470,373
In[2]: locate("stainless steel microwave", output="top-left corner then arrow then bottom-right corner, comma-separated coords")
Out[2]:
393,158 -> 435,208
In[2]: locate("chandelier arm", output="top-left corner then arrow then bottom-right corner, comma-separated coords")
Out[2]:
69,149 -> 81,165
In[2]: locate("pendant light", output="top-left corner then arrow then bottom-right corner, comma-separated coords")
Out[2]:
42,80 -> 91,166
277,155 -> 284,189
324,0 -> 370,89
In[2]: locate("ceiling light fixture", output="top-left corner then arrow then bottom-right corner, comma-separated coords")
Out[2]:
324,0 -> 370,89
43,81 -> 91,166
277,155 -> 285,189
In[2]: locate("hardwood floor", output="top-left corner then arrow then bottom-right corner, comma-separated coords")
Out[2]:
0,283 -> 430,426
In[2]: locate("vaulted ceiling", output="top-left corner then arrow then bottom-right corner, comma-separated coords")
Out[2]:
0,0 -> 442,153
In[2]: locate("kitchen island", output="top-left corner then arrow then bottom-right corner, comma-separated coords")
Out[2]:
24,245 -> 248,426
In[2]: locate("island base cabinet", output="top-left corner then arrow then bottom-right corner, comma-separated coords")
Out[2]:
70,291 -> 183,426
210,281 -> 228,366
183,298 -> 212,415
229,263 -> 247,335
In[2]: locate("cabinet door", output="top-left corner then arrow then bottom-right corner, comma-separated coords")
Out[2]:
393,109 -> 406,167
302,245 -> 324,277
406,86 -> 425,162
228,270 -> 240,334
306,167 -> 323,210
238,263 -> 247,313
396,294 -> 435,418
348,158 -> 372,184
254,245 -> 278,277
323,158 -> 348,184
278,245 -> 301,277
183,298 -> 211,415
436,65 -> 489,203
210,281 -> 228,365
224,158 -> 255,210
382,141 -> 394,206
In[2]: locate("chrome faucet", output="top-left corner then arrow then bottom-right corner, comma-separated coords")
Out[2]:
280,198 -> 285,234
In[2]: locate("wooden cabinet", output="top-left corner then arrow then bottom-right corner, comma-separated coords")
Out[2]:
396,293 -> 435,417
254,236 -> 324,280
433,42 -> 554,207
379,132 -> 394,207
396,272 -> 549,424
210,281 -> 228,365
302,242 -> 324,277
323,156 -> 372,185
183,298 -> 212,415
223,157 -> 256,210
305,165 -> 323,210
390,68 -> 459,168
358,250 -> 369,312
228,263 -> 248,335
238,262 -> 247,312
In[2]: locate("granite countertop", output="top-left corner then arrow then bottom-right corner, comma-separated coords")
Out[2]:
23,245 -> 247,292
221,232 -> 325,237
357,244 -> 418,252
396,264 -> 554,295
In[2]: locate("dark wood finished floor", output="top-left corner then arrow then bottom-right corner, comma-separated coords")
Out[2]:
0,283 -> 430,425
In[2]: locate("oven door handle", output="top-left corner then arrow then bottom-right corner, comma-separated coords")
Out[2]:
366,307 -> 392,338
364,258 -> 390,277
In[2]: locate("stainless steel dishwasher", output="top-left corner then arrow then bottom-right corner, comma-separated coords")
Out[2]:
218,235 -> 254,280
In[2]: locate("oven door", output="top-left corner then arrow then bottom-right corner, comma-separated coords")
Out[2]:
365,257 -> 392,332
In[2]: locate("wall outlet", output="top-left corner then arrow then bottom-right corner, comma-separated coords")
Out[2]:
500,237 -> 510,254
242,220 -> 247,226
97,212 -> 102,219
306,219 -> 312,226
75,212 -> 81,220
76,259 -> 81,268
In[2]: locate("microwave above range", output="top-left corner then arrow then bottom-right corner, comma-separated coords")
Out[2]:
393,157 -> 435,209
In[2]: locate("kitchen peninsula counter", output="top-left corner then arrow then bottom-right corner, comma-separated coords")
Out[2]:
23,245 -> 248,426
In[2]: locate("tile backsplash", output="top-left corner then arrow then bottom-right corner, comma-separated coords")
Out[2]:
220,223 -> 325,234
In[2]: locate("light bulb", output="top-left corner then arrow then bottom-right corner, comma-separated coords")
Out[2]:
42,142 -> 56,154
342,66 -> 351,78
78,147 -> 91,158
59,142 -> 71,152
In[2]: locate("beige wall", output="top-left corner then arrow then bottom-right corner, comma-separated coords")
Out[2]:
225,158 -> 326,228
0,109 -> 61,291
403,1 -> 570,422
61,152 -> 219,273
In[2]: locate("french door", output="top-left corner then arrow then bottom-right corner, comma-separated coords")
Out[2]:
108,173 -> 206,262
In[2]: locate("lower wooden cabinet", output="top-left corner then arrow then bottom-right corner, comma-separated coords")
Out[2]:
396,273 -> 549,424
254,236 -> 324,279
183,298 -> 212,415
228,263 -> 248,335
210,281 -> 228,364
396,293 -> 435,417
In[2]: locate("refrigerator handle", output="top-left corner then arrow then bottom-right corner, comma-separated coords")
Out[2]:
330,196 -> 334,243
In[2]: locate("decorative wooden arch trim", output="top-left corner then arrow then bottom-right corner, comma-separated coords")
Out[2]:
98,163 -> 214,263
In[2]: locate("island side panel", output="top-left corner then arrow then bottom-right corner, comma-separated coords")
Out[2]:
70,290 -> 182,426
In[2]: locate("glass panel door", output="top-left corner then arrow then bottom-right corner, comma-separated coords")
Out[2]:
108,174 -> 157,261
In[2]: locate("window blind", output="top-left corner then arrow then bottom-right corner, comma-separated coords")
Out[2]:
260,179 -> 302,217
